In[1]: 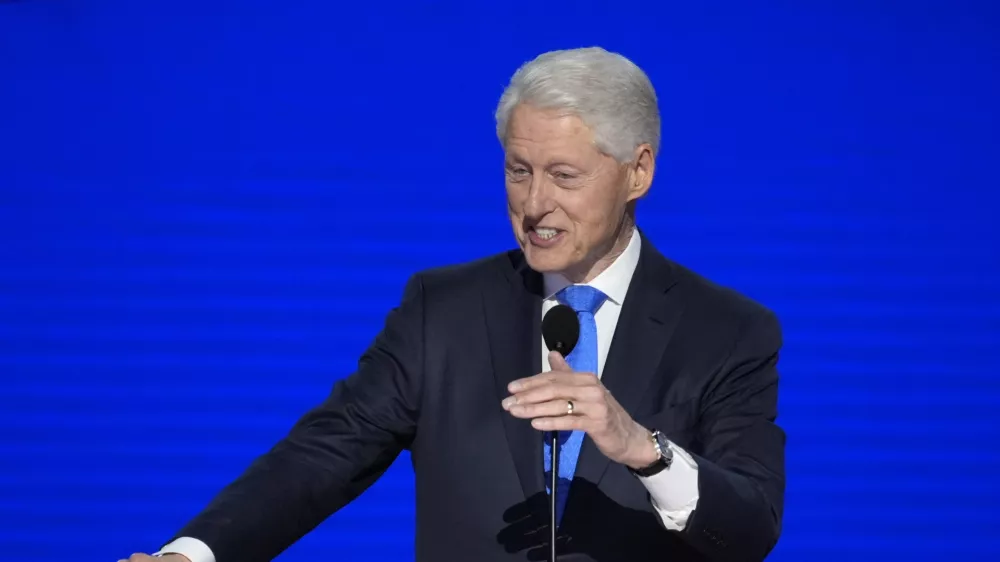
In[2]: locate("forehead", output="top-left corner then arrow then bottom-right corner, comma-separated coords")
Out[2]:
504,105 -> 600,161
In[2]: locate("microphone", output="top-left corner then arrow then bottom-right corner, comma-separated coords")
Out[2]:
542,304 -> 579,358
540,304 -> 579,561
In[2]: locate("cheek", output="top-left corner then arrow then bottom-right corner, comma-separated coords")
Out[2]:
565,188 -> 623,237
563,193 -> 612,227
505,182 -> 525,209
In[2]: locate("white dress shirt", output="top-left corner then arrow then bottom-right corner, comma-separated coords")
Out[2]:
156,228 -> 698,562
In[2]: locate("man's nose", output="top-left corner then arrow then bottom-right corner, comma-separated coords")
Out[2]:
523,177 -> 554,219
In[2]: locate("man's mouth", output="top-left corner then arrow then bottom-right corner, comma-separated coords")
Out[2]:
532,226 -> 560,240
526,226 -> 566,248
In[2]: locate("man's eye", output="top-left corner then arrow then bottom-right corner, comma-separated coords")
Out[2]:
510,168 -> 529,176
553,172 -> 574,180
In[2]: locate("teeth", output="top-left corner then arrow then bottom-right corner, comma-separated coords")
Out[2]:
534,227 -> 558,240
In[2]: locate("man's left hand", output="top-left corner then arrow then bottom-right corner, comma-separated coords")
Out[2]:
502,351 -> 658,470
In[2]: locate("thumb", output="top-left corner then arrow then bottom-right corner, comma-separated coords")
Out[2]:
549,350 -> 572,372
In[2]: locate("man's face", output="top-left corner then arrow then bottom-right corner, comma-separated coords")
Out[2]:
504,104 -> 650,282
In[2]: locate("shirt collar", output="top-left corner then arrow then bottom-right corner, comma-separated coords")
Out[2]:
542,227 -> 641,306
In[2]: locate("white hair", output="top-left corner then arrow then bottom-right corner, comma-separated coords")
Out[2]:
494,46 -> 660,163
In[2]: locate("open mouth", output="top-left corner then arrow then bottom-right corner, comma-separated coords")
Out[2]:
527,226 -> 565,247
532,226 -> 559,240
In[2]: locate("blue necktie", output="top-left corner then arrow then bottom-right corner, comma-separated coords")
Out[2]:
543,284 -> 607,527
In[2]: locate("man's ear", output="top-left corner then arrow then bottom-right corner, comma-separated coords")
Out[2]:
626,143 -> 654,203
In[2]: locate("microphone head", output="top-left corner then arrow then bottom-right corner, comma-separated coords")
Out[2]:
542,304 -> 579,357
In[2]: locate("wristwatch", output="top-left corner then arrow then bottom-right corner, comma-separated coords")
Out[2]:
630,429 -> 674,477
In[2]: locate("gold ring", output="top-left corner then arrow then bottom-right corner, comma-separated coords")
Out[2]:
566,400 -> 575,415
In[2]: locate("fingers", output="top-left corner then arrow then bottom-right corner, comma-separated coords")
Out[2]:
507,397 -> 579,420
504,384 -> 603,414
503,358 -> 607,433
119,555 -> 156,562
505,376 -> 602,406
529,410 -> 596,431
510,397 -> 611,432
504,388 -> 611,437
548,351 -> 572,371
507,369 -> 597,394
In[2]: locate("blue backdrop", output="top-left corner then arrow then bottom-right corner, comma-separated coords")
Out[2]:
2,1 -> 998,560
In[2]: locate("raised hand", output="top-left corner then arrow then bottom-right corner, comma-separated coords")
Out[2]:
502,351 -> 657,469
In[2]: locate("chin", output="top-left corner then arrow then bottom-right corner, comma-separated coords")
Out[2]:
523,248 -> 571,274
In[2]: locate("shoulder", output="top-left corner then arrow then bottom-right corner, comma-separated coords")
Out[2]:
637,231 -> 776,331
676,261 -> 775,320
405,249 -> 521,304
658,256 -> 782,349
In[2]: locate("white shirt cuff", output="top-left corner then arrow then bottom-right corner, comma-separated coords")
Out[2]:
636,441 -> 700,531
154,537 -> 215,562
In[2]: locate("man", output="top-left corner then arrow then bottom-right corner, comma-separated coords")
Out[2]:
123,47 -> 785,562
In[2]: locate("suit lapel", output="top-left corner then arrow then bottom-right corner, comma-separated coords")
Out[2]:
572,238 -> 684,488
484,252 -> 545,501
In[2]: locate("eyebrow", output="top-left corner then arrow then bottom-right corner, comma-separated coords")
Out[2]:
505,156 -> 582,170
547,160 -> 583,170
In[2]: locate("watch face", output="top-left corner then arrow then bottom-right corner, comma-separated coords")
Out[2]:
653,431 -> 672,460
630,430 -> 673,477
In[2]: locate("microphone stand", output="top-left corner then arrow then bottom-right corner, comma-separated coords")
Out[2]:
550,431 -> 559,562
542,340 -> 575,562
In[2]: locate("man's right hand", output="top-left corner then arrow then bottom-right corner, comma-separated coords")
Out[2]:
118,554 -> 190,562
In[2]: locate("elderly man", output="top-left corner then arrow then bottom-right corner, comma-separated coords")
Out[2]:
126,47 -> 785,562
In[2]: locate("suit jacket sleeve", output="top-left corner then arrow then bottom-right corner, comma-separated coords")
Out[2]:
164,274 -> 427,562
680,309 -> 785,561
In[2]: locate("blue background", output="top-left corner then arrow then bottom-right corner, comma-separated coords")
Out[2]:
2,1 -> 999,560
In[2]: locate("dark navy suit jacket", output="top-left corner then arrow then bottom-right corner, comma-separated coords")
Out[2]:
169,235 -> 786,561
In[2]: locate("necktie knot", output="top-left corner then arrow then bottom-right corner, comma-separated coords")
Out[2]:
557,284 -> 607,315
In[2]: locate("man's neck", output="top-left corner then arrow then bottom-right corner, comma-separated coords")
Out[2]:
562,222 -> 636,284
542,224 -> 641,302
